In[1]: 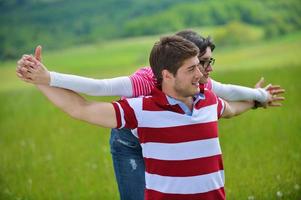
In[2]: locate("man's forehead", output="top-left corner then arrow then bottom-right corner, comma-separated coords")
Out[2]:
182,56 -> 199,67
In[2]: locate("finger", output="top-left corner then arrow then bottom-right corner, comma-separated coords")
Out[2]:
22,54 -> 31,59
17,59 -> 23,66
271,89 -> 285,95
16,67 -> 22,74
21,67 -> 33,79
264,84 -> 272,90
26,66 -> 35,73
272,96 -> 285,101
35,45 -> 42,62
25,60 -> 36,67
255,77 -> 264,88
18,58 -> 31,68
21,67 -> 29,73
21,66 -> 33,73
17,73 -> 32,81
266,85 -> 281,90
27,56 -> 41,68
268,102 -> 282,107
16,72 -> 25,78
18,59 -> 28,67
22,55 -> 34,64
26,59 -> 39,70
16,62 -> 23,71
25,55 -> 38,65
21,70 -> 30,78
20,77 -> 33,83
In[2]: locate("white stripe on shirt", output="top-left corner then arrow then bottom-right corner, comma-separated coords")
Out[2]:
141,138 -> 221,160
145,170 -> 225,194
131,103 -> 219,128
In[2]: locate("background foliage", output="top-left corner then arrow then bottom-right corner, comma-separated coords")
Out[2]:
0,0 -> 300,60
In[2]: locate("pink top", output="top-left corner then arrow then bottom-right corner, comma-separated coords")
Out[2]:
129,67 -> 213,97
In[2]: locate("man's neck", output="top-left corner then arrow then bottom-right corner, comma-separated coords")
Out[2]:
162,85 -> 194,111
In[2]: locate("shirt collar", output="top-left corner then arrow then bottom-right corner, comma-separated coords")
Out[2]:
150,84 -> 205,114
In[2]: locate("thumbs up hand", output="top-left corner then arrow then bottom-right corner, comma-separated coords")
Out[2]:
16,45 -> 51,85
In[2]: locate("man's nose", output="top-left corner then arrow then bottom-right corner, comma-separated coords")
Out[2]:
195,66 -> 203,78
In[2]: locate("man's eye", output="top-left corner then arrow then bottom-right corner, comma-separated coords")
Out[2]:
188,67 -> 194,71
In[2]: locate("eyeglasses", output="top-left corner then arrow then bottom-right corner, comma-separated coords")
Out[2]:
199,57 -> 215,69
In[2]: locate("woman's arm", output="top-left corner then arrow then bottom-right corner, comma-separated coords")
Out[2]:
20,57 -> 156,98
51,67 -> 156,98
50,72 -> 133,97
210,79 -> 269,103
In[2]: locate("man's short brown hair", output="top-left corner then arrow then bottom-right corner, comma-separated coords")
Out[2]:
149,35 -> 199,86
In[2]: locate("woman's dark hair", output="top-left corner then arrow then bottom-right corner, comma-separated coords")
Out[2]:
176,29 -> 215,56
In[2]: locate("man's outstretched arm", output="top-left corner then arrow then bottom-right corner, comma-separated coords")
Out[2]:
17,49 -> 117,128
221,93 -> 284,119
37,84 -> 117,128
221,100 -> 254,119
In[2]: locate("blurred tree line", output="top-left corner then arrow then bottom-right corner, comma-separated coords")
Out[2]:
0,0 -> 300,61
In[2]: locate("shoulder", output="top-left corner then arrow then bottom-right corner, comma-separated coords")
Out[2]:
129,66 -> 157,97
132,66 -> 154,79
204,88 -> 217,101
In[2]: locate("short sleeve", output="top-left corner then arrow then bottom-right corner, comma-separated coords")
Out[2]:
112,99 -> 138,129
129,67 -> 157,97
216,96 -> 225,119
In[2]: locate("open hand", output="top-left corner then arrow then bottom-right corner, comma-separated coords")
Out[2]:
254,77 -> 285,108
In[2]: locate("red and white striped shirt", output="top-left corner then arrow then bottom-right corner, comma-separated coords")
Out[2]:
129,66 -> 213,97
112,87 -> 226,200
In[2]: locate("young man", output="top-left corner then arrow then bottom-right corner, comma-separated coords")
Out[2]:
17,35 -> 283,200
17,30 -> 284,200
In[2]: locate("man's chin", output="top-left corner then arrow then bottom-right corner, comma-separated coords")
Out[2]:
199,78 -> 208,84
194,87 -> 200,95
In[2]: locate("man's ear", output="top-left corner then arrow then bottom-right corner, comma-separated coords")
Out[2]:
162,69 -> 174,82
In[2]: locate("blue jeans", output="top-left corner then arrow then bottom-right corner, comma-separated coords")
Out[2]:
110,128 -> 145,200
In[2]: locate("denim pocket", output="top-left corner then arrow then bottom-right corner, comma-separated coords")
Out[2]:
116,138 -> 138,148
110,128 -> 141,153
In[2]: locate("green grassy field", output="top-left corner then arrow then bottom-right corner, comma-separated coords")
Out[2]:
0,32 -> 301,199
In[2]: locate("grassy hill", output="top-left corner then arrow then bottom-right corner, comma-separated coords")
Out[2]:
1,29 -> 300,91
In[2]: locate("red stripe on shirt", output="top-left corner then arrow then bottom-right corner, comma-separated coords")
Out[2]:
195,89 -> 218,110
112,103 -> 122,128
145,154 -> 223,177
145,187 -> 225,200
138,122 -> 218,144
117,100 -> 138,129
